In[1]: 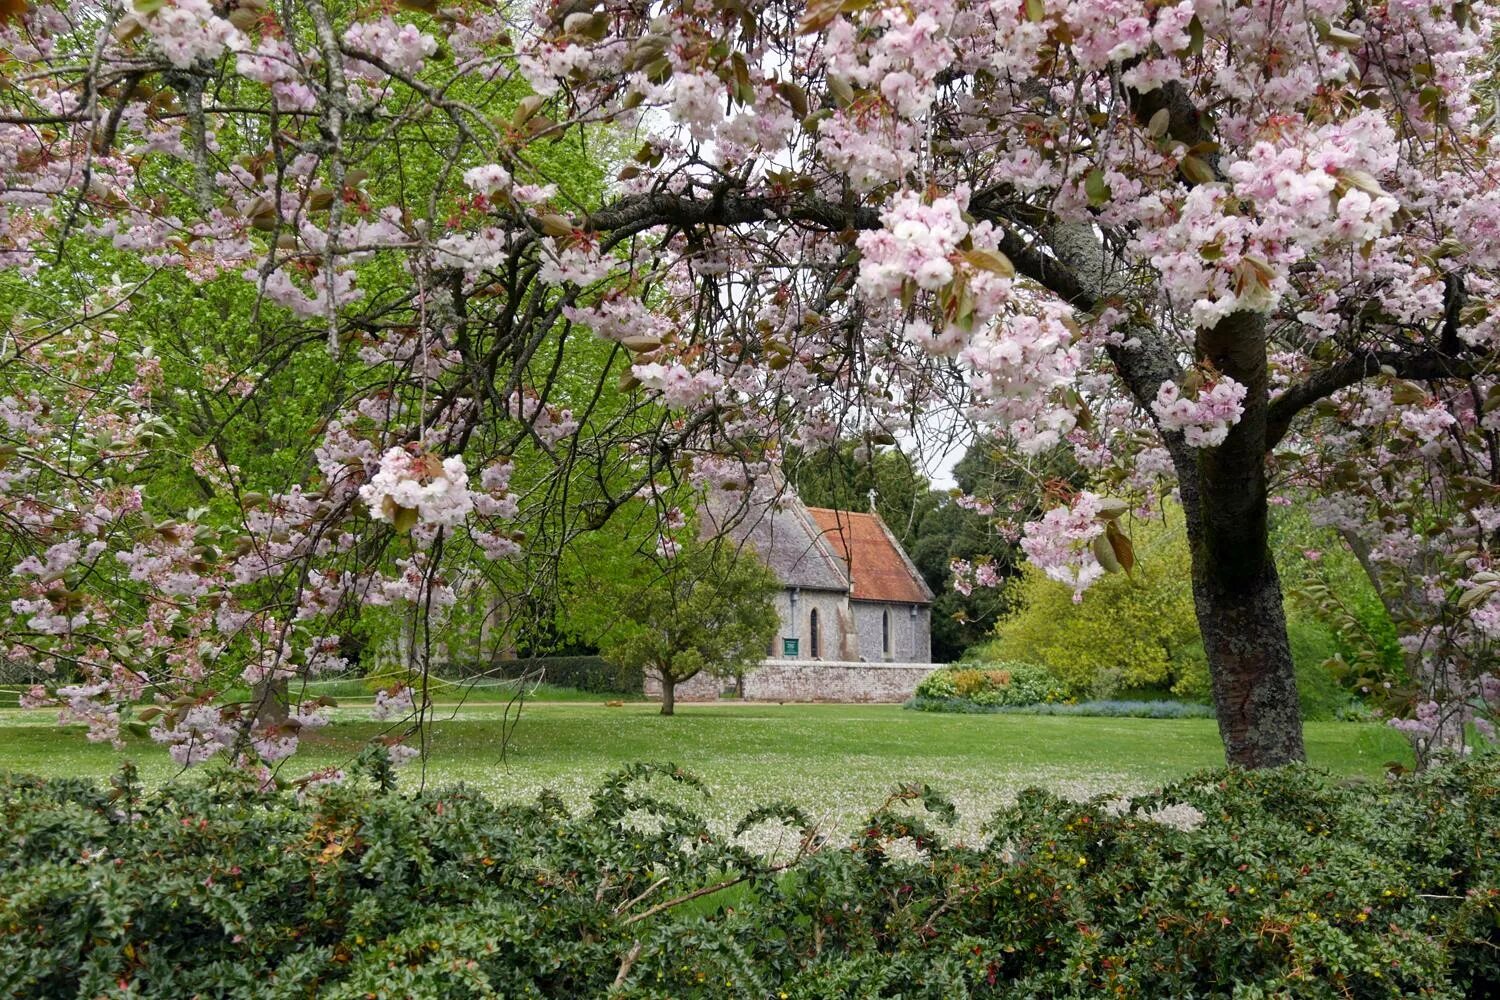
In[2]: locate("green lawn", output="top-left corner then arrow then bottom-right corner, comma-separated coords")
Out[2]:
0,702 -> 1412,846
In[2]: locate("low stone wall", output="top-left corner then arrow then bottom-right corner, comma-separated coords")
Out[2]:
644,660 -> 940,704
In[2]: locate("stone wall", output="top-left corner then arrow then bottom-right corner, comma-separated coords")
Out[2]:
849,601 -> 931,662
644,660 -> 941,704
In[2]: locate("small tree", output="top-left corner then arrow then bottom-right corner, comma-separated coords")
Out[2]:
585,541 -> 779,715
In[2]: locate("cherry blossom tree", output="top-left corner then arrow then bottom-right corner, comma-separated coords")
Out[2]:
4,0 -> 1500,773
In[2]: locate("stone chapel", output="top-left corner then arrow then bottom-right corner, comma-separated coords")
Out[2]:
704,490 -> 933,664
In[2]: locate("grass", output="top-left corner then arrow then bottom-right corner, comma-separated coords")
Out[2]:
0,700 -> 1414,848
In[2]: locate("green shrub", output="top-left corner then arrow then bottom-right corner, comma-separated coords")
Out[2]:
1289,617 -> 1351,721
916,668 -> 958,699
915,662 -> 1065,707
987,507 -> 1361,717
3,757 -> 1500,998
986,508 -> 1204,698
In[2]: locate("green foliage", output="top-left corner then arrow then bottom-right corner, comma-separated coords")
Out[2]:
4,756 -> 1500,997
915,662 -> 1065,707
989,508 -> 1352,717
988,509 -> 1204,698
1287,617 -> 1351,721
562,534 -> 780,702
1277,513 -> 1408,693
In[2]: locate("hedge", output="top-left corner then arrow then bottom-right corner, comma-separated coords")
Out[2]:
2,755 -> 1498,997
437,654 -> 644,694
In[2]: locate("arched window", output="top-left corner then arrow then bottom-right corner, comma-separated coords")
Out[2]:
808,608 -> 820,659
882,609 -> 891,657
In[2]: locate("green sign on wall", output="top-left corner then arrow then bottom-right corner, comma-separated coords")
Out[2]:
782,638 -> 799,657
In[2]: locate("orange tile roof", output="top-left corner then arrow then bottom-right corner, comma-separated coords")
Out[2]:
805,508 -> 933,605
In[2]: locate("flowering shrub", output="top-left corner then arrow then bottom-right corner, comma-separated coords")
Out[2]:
3,758 -> 1500,997
915,662 -> 1065,707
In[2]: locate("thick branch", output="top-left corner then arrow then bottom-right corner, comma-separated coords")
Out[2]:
1266,347 -> 1495,448
585,190 -> 880,236
1039,221 -> 1189,459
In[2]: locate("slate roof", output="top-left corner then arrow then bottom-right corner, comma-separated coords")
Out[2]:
701,491 -> 850,593
805,508 -> 935,605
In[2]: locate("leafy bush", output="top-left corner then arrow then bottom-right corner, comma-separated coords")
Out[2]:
1287,617 -> 1352,721
1276,509 -> 1407,689
3,757 -> 1500,998
915,662 -> 1065,707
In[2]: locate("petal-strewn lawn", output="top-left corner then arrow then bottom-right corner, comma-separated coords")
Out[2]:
0,701 -> 1412,845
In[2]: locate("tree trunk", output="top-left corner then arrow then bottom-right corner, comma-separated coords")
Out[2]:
1182,310 -> 1306,768
659,674 -> 676,716
1189,552 -> 1305,766
1041,223 -> 1306,767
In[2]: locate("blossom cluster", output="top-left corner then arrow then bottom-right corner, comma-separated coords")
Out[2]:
131,0 -> 246,70
632,361 -> 725,410
1151,376 -> 1248,449
359,449 -> 474,530
372,685 -> 416,721
949,558 -> 1001,597
343,17 -> 439,79
1019,492 -> 1110,600
856,193 -> 970,299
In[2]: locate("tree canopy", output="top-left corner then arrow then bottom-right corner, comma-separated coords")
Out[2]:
563,534 -> 780,714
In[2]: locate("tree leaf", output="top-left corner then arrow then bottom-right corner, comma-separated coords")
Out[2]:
1106,520 -> 1135,576
1178,154 -> 1216,186
1186,15 -> 1205,54
513,94 -> 546,127
1093,497 -> 1130,521
1084,168 -> 1110,207
537,213 -> 575,237
1091,534 -> 1121,573
796,0 -> 841,34
392,505 -> 419,534
827,74 -> 855,107
776,80 -> 809,118
961,247 -> 1016,278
